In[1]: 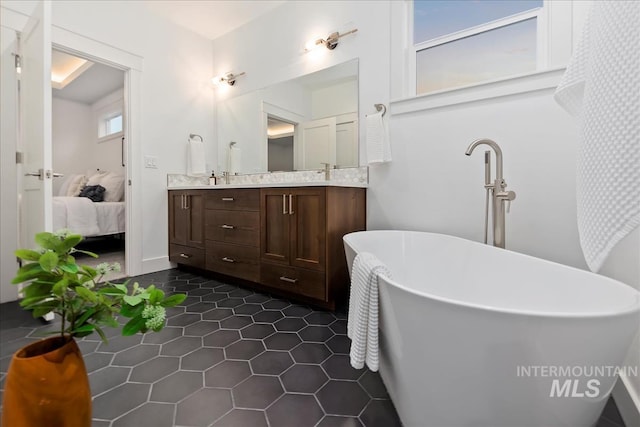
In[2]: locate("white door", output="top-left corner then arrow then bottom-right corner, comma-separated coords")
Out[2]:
336,120 -> 358,168
295,117 -> 336,170
19,1 -> 53,248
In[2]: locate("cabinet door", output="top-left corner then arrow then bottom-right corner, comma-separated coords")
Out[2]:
261,189 -> 290,264
185,192 -> 205,249
169,191 -> 188,246
289,188 -> 326,271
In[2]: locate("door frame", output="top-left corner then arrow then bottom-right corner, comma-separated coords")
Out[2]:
1,8 -> 144,286
261,101 -> 305,173
52,27 -> 144,277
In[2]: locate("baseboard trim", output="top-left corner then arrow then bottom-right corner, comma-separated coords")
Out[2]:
141,256 -> 173,275
613,373 -> 640,427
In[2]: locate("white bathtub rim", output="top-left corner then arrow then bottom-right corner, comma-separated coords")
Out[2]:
344,230 -> 640,320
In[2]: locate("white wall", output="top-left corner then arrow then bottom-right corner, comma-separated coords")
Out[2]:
373,91 -> 586,266
90,88 -> 126,175
52,89 -> 126,195
51,97 -> 93,194
311,79 -> 357,119
1,0 -> 215,275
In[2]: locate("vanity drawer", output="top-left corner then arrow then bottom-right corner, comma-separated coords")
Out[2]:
169,244 -> 205,268
205,210 -> 260,247
206,241 -> 260,282
260,263 -> 326,301
206,189 -> 259,211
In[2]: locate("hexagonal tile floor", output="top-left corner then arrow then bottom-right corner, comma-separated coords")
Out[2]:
0,269 -> 627,427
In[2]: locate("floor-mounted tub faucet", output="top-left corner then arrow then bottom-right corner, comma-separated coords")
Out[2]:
465,139 -> 516,248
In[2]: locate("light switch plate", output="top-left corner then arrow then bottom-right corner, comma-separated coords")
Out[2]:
144,155 -> 158,169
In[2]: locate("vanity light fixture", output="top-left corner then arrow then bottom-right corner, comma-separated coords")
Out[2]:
212,71 -> 246,86
305,28 -> 358,52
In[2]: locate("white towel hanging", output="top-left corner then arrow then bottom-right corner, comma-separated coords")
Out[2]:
554,1 -> 640,271
366,110 -> 391,164
347,252 -> 392,372
228,145 -> 242,175
187,137 -> 206,176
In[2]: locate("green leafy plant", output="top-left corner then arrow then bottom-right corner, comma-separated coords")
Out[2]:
12,230 -> 186,342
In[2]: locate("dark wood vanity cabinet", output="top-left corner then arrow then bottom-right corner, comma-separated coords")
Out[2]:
260,186 -> 366,308
169,186 -> 365,309
204,189 -> 261,283
168,190 -> 206,267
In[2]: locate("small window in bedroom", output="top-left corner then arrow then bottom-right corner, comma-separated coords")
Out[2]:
98,112 -> 123,140
106,114 -> 122,135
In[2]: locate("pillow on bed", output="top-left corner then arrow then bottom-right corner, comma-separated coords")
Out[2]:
64,174 -> 88,197
86,170 -> 109,186
58,174 -> 76,196
99,172 -> 125,202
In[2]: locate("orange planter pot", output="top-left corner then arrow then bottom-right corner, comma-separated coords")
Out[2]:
1,336 -> 91,427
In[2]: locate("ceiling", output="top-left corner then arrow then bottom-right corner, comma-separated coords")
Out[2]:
144,0 -> 286,41
20,1 -> 287,103
52,57 -> 125,105
7,1 -> 287,42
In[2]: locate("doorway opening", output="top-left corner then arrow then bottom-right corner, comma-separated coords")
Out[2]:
51,48 -> 127,281
267,116 -> 296,172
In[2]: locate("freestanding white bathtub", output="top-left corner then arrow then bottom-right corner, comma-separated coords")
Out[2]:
343,230 -> 640,427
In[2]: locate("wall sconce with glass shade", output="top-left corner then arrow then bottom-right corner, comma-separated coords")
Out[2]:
211,71 -> 246,86
305,28 -> 358,52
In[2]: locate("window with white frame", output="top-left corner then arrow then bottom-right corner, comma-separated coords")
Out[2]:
413,0 -> 544,95
105,113 -> 123,135
98,111 -> 123,140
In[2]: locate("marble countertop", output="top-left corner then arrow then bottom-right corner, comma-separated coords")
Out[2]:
167,181 -> 368,190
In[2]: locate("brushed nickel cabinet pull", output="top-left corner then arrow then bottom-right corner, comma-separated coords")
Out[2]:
179,253 -> 191,258
221,197 -> 234,201
282,194 -> 287,214
184,195 -> 190,209
222,257 -> 236,263
220,224 -> 235,229
289,194 -> 294,215
279,276 -> 297,284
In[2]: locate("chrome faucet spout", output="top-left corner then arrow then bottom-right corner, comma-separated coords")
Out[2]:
465,138 -> 503,182
319,162 -> 332,181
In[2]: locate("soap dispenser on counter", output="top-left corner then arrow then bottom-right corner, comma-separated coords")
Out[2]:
209,171 -> 217,185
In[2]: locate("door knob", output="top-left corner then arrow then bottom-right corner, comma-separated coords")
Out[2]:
25,169 -> 44,180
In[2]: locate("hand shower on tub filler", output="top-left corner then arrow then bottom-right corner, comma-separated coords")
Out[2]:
465,138 -> 516,248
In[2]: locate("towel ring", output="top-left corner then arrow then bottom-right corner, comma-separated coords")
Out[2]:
189,133 -> 203,142
374,103 -> 386,116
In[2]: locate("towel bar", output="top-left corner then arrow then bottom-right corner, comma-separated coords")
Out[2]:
374,103 -> 386,116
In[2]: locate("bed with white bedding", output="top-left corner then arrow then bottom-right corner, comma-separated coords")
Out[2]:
53,171 -> 125,237
53,197 -> 125,237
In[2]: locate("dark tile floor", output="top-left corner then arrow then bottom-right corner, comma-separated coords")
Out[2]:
0,269 -> 628,427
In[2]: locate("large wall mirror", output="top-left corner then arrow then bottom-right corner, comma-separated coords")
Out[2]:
217,59 -> 359,174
